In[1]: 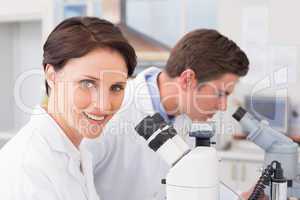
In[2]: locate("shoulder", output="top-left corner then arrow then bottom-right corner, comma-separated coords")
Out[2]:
0,124 -> 59,198
0,120 -> 47,164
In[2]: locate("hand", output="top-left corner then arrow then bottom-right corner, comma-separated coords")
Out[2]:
240,187 -> 269,200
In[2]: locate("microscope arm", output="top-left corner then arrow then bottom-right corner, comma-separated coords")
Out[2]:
234,109 -> 294,151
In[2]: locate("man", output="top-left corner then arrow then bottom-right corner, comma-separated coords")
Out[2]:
83,29 -> 249,200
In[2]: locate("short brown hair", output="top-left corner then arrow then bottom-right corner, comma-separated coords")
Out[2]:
165,29 -> 249,82
43,16 -> 137,96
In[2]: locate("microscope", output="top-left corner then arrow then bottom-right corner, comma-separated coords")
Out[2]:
135,107 -> 300,200
232,107 -> 300,199
135,113 -> 219,200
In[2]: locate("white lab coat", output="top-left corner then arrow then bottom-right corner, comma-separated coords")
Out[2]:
83,67 -> 240,200
0,107 -> 100,200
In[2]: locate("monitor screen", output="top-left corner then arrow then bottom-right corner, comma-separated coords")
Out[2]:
245,96 -> 288,133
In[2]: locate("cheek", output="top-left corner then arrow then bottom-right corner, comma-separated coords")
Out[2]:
110,92 -> 125,111
193,99 -> 204,112
73,88 -> 92,110
194,98 -> 214,111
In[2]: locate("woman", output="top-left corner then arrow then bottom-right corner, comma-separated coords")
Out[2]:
0,17 -> 136,200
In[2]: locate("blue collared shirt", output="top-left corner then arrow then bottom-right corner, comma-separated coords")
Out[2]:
145,69 -> 174,124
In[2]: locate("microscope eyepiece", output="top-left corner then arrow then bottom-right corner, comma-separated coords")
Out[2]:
135,113 -> 166,140
135,113 -> 177,152
232,107 -> 247,121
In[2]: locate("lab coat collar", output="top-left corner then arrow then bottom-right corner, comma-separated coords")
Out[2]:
119,67 -> 160,117
30,106 -> 96,199
30,106 -> 81,163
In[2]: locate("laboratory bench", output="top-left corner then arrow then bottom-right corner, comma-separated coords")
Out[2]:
218,139 -> 300,193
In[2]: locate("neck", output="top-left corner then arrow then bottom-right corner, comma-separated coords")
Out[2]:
157,71 -> 181,117
46,96 -> 82,148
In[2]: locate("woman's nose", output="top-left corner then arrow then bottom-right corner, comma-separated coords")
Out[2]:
94,91 -> 112,114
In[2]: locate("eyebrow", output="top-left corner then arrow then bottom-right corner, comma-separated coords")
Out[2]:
82,75 -> 100,81
82,75 -> 127,84
113,81 -> 127,85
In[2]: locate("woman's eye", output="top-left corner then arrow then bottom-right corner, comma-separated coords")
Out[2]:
80,80 -> 95,89
111,84 -> 124,92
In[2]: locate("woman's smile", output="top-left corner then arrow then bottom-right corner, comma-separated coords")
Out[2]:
82,111 -> 110,125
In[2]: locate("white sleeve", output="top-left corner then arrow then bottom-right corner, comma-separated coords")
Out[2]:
17,165 -> 62,200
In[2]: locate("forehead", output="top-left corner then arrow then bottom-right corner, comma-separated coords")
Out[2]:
207,73 -> 239,91
61,48 -> 128,79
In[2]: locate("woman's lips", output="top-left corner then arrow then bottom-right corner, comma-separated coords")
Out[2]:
82,111 -> 107,124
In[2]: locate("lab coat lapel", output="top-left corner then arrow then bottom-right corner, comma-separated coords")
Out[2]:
67,159 -> 89,200
80,146 -> 100,200
32,107 -> 89,199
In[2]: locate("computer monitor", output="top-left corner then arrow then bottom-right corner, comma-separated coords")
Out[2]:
244,95 -> 288,133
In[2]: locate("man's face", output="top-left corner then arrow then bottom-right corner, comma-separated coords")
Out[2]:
181,73 -> 239,121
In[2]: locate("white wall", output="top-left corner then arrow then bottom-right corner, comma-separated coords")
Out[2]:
0,21 -> 43,132
217,0 -> 300,133
0,0 -> 56,44
217,0 -> 300,46
0,23 -> 14,131
0,0 -> 54,133
269,0 -> 300,46
127,0 -> 217,47
217,0 -> 300,91
0,0 -> 44,22
12,21 -> 44,130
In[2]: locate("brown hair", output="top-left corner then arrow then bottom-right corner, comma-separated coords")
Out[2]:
43,16 -> 137,96
165,29 -> 249,82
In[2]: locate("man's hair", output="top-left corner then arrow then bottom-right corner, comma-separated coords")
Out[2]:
165,29 -> 249,82
43,16 -> 137,96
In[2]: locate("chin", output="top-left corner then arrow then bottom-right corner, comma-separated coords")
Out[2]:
208,113 -> 216,119
81,125 -> 104,139
83,130 -> 103,139
190,115 -> 207,122
191,112 -> 216,122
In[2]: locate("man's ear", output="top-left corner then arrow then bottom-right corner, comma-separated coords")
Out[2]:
179,69 -> 197,90
45,64 -> 56,90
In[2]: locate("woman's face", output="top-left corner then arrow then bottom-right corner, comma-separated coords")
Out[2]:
48,48 -> 128,139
